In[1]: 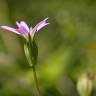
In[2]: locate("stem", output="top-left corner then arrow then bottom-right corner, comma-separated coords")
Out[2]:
32,67 -> 41,96
27,34 -> 40,95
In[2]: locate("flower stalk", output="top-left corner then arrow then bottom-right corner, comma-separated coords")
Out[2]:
32,66 -> 41,96
24,33 -> 40,96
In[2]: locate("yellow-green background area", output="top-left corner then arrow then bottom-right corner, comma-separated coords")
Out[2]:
0,0 -> 96,96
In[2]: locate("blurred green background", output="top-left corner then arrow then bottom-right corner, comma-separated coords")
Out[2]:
0,0 -> 96,96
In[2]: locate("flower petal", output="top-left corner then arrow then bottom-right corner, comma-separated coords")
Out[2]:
16,21 -> 29,35
17,21 -> 29,32
0,26 -> 21,35
32,17 -> 49,33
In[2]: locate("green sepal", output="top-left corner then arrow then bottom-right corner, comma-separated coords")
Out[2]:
24,35 -> 38,67
24,42 -> 32,67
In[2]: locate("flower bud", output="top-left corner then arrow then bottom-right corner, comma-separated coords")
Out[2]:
77,73 -> 93,96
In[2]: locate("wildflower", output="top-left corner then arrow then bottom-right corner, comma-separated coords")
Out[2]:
0,18 -> 49,96
0,18 -> 49,38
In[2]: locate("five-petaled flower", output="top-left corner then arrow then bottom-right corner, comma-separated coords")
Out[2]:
0,18 -> 49,39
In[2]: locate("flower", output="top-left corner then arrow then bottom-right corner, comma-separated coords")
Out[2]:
0,18 -> 49,38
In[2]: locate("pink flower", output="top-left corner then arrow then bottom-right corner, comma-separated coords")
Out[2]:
0,18 -> 49,38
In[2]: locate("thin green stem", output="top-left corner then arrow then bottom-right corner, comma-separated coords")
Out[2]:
27,34 -> 40,95
32,67 -> 41,96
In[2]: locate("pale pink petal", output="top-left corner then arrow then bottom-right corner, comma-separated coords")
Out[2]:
0,26 -> 20,35
16,21 -> 29,35
16,27 -> 28,35
32,18 -> 49,33
20,21 -> 29,32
